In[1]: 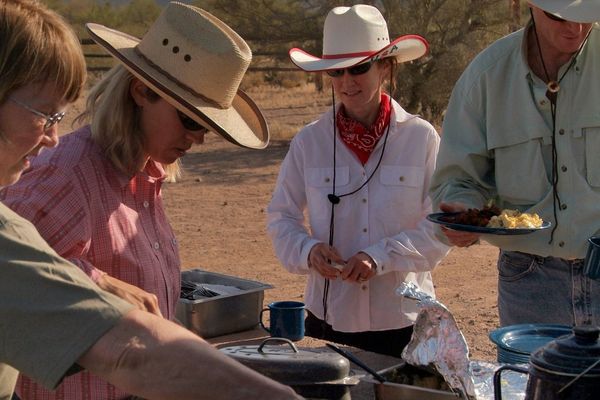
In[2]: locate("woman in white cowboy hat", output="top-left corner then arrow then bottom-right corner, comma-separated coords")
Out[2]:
431,0 -> 600,328
1,2 -> 269,399
267,4 -> 449,357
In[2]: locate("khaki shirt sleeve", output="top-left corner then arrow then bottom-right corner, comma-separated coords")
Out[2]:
0,203 -> 133,391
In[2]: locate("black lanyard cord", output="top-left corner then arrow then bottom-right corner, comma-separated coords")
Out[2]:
322,66 -> 395,322
530,11 -> 590,244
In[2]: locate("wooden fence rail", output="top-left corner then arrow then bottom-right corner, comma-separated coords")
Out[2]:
80,38 -> 300,73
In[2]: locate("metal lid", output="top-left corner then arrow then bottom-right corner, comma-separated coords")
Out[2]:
219,338 -> 351,385
531,326 -> 600,375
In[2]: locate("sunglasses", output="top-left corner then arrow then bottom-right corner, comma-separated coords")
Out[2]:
177,110 -> 207,132
325,61 -> 373,78
9,97 -> 65,130
544,10 -> 566,23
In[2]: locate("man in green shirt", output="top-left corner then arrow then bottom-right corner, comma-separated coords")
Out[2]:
430,0 -> 600,327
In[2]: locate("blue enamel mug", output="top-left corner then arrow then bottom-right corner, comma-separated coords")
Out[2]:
583,237 -> 600,280
259,301 -> 305,341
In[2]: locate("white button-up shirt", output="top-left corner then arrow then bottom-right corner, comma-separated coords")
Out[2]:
267,99 -> 450,332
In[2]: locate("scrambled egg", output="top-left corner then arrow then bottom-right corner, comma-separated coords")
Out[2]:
487,209 -> 543,229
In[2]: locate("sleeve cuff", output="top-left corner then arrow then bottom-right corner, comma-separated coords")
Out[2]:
300,238 -> 321,271
362,247 -> 387,275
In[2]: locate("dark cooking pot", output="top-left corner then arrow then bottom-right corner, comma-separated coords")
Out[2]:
219,337 -> 359,400
494,325 -> 600,400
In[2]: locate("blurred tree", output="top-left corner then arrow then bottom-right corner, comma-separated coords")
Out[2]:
379,0 -> 511,123
197,0 -> 520,123
42,0 -> 529,123
197,0 -> 328,58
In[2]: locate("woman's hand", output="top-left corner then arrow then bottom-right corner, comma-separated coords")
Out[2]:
340,252 -> 377,283
308,243 -> 346,279
96,273 -> 163,317
439,202 -> 481,247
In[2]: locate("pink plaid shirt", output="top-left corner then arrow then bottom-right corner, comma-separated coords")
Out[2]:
1,126 -> 181,400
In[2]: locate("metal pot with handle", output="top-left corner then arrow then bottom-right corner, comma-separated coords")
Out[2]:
494,325 -> 600,400
219,337 -> 359,400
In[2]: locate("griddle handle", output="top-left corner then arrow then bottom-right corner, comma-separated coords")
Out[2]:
257,337 -> 299,353
326,343 -> 386,383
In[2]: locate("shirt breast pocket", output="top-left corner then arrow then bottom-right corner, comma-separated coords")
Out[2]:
305,167 -> 350,220
491,136 -> 550,204
584,126 -> 600,187
379,166 -> 424,220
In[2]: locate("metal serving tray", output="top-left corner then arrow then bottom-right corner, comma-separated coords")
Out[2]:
176,269 -> 273,338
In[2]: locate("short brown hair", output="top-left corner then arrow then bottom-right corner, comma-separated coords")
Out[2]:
0,0 -> 86,103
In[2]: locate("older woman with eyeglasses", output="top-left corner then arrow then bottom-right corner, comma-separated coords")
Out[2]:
267,4 -> 449,357
1,2 -> 269,399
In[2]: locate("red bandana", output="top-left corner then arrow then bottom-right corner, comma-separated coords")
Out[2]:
336,93 -> 392,165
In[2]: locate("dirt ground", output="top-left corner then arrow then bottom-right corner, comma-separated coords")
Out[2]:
62,83 -> 501,363
160,138 -> 500,363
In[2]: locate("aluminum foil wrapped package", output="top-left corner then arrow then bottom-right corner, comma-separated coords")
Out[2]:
396,282 -> 476,399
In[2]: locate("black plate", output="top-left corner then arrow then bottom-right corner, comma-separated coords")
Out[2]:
427,212 -> 551,235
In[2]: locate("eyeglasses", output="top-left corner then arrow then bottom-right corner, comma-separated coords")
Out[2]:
544,10 -> 567,23
177,110 -> 207,132
325,61 -> 373,78
9,97 -> 65,130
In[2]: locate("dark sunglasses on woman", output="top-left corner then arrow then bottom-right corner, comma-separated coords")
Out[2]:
325,61 -> 373,78
177,110 -> 207,131
544,10 -> 566,22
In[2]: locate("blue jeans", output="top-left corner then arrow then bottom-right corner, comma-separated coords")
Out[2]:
497,250 -> 600,327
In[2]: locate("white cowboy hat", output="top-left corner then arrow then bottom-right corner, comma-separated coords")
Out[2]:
289,4 -> 428,72
529,0 -> 600,23
86,1 -> 268,149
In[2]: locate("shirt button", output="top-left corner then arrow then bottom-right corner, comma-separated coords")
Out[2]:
561,166 -> 567,172
143,201 -> 150,208
361,285 -> 368,290
153,242 -> 160,249
559,241 -> 565,247
399,176 -> 404,182
325,178 -> 330,183
362,198 -> 367,203
172,238 -> 177,245
559,129 -> 565,135
560,204 -> 567,210
363,228 -> 367,233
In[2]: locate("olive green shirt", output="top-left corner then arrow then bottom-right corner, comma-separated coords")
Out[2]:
430,24 -> 600,259
0,202 -> 133,400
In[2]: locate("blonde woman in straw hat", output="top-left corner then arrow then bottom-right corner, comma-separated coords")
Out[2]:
1,2 -> 271,399
430,0 -> 600,328
0,1 -> 300,399
267,4 -> 449,357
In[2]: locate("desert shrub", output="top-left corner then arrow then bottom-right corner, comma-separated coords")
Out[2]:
240,71 -> 265,90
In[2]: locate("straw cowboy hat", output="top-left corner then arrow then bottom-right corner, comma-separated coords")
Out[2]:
86,2 -> 268,149
529,0 -> 600,23
289,4 -> 428,72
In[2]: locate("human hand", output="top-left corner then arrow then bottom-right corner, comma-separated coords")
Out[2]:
308,243 -> 346,279
96,273 -> 163,317
439,202 -> 481,247
340,252 -> 377,283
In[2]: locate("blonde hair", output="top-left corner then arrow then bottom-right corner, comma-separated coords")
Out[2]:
76,65 -> 180,180
0,0 -> 86,104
